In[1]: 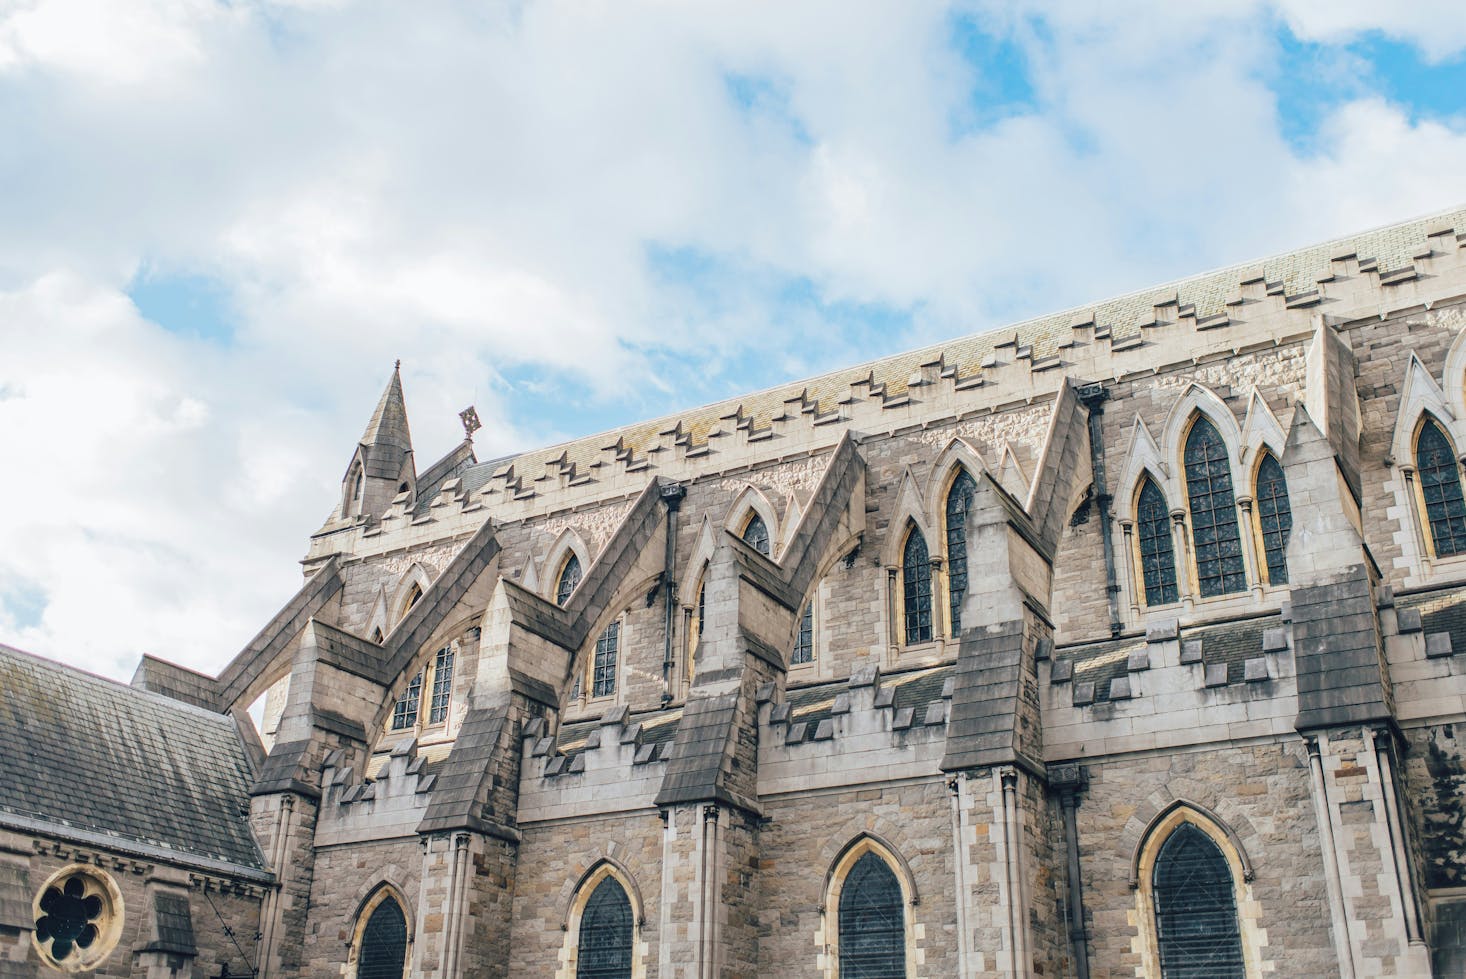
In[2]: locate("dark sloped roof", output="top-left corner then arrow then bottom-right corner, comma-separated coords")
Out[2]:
0,645 -> 265,872
787,665 -> 950,727
1403,589 -> 1466,656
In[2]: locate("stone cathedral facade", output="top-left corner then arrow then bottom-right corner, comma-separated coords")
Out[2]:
7,206 -> 1466,978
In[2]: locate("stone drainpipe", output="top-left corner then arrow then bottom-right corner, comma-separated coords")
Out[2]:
1077,383 -> 1122,637
1051,764 -> 1090,979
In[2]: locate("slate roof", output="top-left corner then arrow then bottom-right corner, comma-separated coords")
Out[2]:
787,665 -> 950,728
1403,589 -> 1466,655
0,644 -> 266,874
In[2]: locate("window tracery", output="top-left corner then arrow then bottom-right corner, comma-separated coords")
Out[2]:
1183,417 -> 1246,597
1151,823 -> 1245,979
834,849 -> 906,979
390,671 -> 422,730
791,601 -> 814,665
356,892 -> 408,979
427,647 -> 454,725
591,622 -> 619,698
901,527 -> 932,645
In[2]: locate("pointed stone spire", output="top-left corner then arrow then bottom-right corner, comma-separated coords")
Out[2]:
340,363 -> 416,521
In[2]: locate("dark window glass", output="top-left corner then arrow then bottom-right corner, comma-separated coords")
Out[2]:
557,553 -> 583,606
1183,418 -> 1246,597
1153,823 -> 1245,979
358,895 -> 407,979
1418,418 -> 1466,557
592,622 -> 619,698
34,875 -> 102,962
791,601 -> 814,665
428,648 -> 454,725
945,470 -> 977,635
1254,453 -> 1291,585
577,876 -> 633,979
839,852 -> 906,979
391,671 -> 422,730
741,513 -> 771,556
1138,478 -> 1178,606
902,529 -> 932,645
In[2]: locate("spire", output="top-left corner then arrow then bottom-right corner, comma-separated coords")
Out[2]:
339,363 -> 417,522
359,361 -> 413,459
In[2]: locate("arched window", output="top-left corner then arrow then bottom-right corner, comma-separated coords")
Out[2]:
556,553 -> 583,607
399,582 -> 424,621
838,852 -> 906,979
1254,452 -> 1291,585
902,527 -> 933,645
427,647 -> 454,725
741,512 -> 771,557
1152,823 -> 1245,979
370,626 -> 384,644
356,892 -> 408,979
591,622 -> 620,698
576,876 -> 633,979
791,601 -> 814,665
390,671 -> 422,730
1183,417 -> 1245,597
945,470 -> 977,635
1137,477 -> 1178,606
1417,417 -> 1466,557
688,573 -> 706,683
345,463 -> 365,517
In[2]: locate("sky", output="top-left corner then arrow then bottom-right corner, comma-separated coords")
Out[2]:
2,0 -> 1466,682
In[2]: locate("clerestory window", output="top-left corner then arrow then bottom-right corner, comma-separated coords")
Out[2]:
390,671 -> 422,730
741,512 -> 771,557
1183,417 -> 1246,597
591,622 -> 619,698
427,648 -> 454,725
1417,416 -> 1466,558
945,470 -> 976,635
556,553 -> 584,607
902,527 -> 933,645
1137,477 -> 1178,606
791,601 -> 814,665
1253,452 -> 1291,585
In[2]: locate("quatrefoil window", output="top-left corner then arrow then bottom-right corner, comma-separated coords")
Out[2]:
31,867 -> 122,971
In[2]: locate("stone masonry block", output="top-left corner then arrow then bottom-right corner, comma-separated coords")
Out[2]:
1244,657 -> 1270,682
1263,627 -> 1288,653
1180,640 -> 1203,664
1205,664 -> 1229,688
813,719 -> 835,741
1398,608 -> 1424,633
1127,650 -> 1150,672
1147,618 -> 1180,642
1073,682 -> 1095,706
1427,632 -> 1455,658
1108,676 -> 1133,700
1051,659 -> 1073,683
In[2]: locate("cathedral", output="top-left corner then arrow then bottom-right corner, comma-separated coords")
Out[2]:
6,205 -> 1466,978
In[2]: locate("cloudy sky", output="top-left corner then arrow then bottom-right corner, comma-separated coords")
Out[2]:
2,0 -> 1465,681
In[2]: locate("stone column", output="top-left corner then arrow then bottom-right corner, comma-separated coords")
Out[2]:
0,830 -> 34,979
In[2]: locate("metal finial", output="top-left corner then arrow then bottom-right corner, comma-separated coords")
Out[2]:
394,359 -> 401,371
459,405 -> 482,439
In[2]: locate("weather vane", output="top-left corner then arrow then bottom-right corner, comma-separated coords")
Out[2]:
459,405 -> 482,440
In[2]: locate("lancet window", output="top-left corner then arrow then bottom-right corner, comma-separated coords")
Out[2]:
1183,418 -> 1246,597
557,553 -> 583,606
356,893 -> 408,979
1254,452 -> 1291,585
576,876 -> 633,979
741,512 -> 771,556
838,852 -> 906,979
1417,416 -> 1466,557
945,470 -> 976,635
591,622 -> 620,698
1151,823 -> 1245,979
902,527 -> 933,645
1136,477 -> 1178,606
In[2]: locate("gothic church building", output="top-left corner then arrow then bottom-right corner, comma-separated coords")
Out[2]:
7,206 -> 1466,978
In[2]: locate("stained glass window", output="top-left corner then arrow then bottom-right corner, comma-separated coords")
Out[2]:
592,622 -> 619,698
1254,452 -> 1291,585
839,852 -> 905,979
945,470 -> 976,635
902,528 -> 932,645
1153,823 -> 1244,979
577,876 -> 633,979
1418,417 -> 1466,557
391,671 -> 422,730
1137,477 -> 1178,606
358,895 -> 407,979
791,602 -> 814,665
34,876 -> 103,963
557,553 -> 583,606
1184,418 -> 1246,597
428,648 -> 454,725
741,513 -> 771,556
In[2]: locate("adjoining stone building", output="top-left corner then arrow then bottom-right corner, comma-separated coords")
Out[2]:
6,205 -> 1466,977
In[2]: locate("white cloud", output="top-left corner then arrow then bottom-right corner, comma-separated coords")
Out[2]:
1,0 -> 1464,679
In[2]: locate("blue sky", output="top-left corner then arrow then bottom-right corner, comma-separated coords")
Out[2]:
1,0 -> 1465,678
